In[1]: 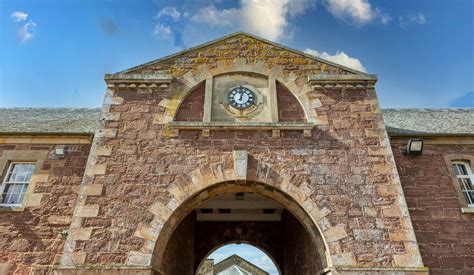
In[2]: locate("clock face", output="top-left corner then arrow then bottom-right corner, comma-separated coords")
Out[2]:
228,86 -> 256,110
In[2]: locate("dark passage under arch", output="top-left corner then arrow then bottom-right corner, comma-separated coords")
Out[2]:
155,183 -> 325,275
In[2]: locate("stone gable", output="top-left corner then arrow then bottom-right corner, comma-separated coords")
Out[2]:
214,254 -> 268,275
118,32 -> 362,77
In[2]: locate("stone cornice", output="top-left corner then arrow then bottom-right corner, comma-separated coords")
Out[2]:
168,121 -> 315,130
308,74 -> 378,87
104,72 -> 172,84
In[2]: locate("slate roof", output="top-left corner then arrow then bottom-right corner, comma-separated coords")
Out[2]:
382,108 -> 474,136
0,107 -> 473,136
0,108 -> 100,134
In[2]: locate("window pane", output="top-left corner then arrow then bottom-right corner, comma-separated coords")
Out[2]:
458,178 -> 474,205
460,164 -> 469,175
16,173 -> 27,183
464,191 -> 474,205
6,164 -> 34,183
453,164 -> 461,175
12,183 -> 23,193
1,184 -> 25,204
1,163 -> 34,205
21,184 -> 29,193
18,193 -> 26,204
458,179 -> 468,191
26,164 -> 35,173
12,164 -> 26,173
5,192 -> 20,204
453,164 -> 468,175
463,178 -> 473,191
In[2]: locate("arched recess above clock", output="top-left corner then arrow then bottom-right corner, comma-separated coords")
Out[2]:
174,81 -> 205,122
170,70 -> 316,138
276,81 -> 306,123
173,71 -> 310,123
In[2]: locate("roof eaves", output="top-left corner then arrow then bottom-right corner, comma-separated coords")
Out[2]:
0,131 -> 95,136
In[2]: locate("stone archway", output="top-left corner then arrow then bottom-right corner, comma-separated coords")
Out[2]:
148,180 -> 329,275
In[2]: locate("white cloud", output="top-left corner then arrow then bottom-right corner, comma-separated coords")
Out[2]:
153,23 -> 172,40
11,11 -> 28,22
191,0 -> 316,41
157,7 -> 181,22
155,0 -> 394,45
399,13 -> 426,27
304,48 -> 367,72
18,20 -> 37,43
324,0 -> 390,26
190,5 -> 238,27
153,7 -> 182,41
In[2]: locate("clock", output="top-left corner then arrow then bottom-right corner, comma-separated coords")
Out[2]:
228,86 -> 256,110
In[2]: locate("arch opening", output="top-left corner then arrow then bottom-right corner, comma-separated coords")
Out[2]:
152,181 -> 329,275
197,242 -> 280,275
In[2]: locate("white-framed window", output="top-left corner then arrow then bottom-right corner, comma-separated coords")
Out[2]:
0,162 -> 36,206
452,161 -> 474,208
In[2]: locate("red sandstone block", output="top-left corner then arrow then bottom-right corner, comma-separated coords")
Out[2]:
428,244 -> 454,256
441,256 -> 466,269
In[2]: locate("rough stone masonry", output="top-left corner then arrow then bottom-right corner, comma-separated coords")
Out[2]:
1,32 -> 473,275
56,32 -> 426,274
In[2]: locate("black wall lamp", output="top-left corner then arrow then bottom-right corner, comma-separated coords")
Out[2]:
403,139 -> 423,156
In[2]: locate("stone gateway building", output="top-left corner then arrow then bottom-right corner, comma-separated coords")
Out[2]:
198,254 -> 269,275
0,32 -> 473,275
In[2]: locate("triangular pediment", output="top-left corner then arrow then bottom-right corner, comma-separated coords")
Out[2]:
114,31 -> 368,76
214,254 -> 269,275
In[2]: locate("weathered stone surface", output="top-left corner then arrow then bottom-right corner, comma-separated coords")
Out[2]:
83,184 -> 103,196
392,138 -> 474,274
71,228 -> 93,240
0,33 -> 446,275
76,205 -> 100,217
233,150 -> 248,180
0,142 -> 90,274
61,38 -> 422,271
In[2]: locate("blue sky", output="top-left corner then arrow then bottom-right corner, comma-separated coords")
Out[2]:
0,0 -> 472,108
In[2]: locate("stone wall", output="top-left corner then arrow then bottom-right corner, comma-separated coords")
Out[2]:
62,84 -> 423,270
160,211 -> 195,275
282,211 -> 321,274
0,139 -> 91,274
391,138 -> 474,274
197,259 -> 214,275
58,33 -> 425,274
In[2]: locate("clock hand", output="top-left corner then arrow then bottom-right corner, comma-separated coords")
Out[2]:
239,93 -> 243,101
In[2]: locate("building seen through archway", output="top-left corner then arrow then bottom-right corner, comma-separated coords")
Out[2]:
198,244 -> 276,275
